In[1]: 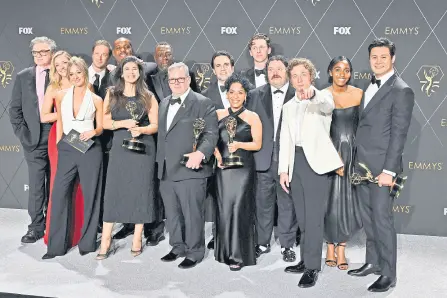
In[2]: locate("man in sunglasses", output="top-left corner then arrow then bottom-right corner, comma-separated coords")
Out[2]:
9,36 -> 56,244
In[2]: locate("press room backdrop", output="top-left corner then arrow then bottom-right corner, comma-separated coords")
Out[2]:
0,0 -> 446,236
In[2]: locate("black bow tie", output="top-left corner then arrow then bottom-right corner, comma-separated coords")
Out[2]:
273,89 -> 283,94
255,68 -> 266,77
169,97 -> 181,105
219,85 -> 226,93
371,76 -> 381,88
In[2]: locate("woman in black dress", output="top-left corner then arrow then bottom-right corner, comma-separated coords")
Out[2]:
324,56 -> 363,270
214,74 -> 262,271
97,56 -> 159,259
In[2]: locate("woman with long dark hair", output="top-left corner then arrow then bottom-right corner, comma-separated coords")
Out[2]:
324,56 -> 363,270
97,56 -> 159,259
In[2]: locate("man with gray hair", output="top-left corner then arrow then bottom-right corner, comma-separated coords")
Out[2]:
9,36 -> 56,243
156,62 -> 218,269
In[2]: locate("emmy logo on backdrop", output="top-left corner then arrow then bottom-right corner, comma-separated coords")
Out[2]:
122,101 -> 145,152
180,118 -> 206,165
417,65 -> 443,97
0,61 -> 14,88
350,162 -> 407,198
91,0 -> 104,8
193,63 -> 212,91
221,116 -> 244,168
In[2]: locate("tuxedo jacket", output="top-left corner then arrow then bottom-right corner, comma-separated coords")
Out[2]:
9,66 -> 45,152
202,82 -> 225,110
95,68 -> 111,100
148,68 -> 201,102
247,83 -> 295,171
278,88 -> 343,179
356,74 -> 415,176
156,90 -> 218,181
241,68 -> 256,86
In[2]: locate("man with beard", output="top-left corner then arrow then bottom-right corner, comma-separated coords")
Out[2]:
241,33 -> 271,88
147,42 -> 200,102
109,38 -> 165,246
201,50 -> 236,250
247,56 -> 300,261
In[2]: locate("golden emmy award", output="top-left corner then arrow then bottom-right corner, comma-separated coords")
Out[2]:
122,101 -> 145,152
180,118 -> 206,165
222,116 -> 244,168
350,162 -> 407,198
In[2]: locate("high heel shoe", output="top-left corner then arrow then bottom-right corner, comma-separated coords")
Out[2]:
96,240 -> 116,260
131,243 -> 143,257
336,243 -> 348,270
325,242 -> 336,267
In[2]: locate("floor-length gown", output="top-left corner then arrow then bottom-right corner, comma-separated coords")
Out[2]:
44,99 -> 84,246
324,106 -> 362,243
103,96 -> 156,223
215,107 -> 256,267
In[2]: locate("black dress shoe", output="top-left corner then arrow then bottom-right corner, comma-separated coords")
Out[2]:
255,244 -> 271,258
284,260 -> 305,274
145,231 -> 165,246
348,263 -> 380,277
368,275 -> 396,292
298,269 -> 319,288
161,252 -> 180,262
112,224 -> 134,240
21,230 -> 44,244
178,258 -> 198,269
207,238 -> 214,250
282,248 -> 296,262
42,253 -> 56,260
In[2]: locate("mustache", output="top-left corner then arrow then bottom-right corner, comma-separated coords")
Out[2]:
272,75 -> 282,79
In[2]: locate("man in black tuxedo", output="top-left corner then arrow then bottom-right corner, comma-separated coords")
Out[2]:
241,33 -> 271,88
109,38 -> 164,245
9,36 -> 56,243
201,50 -> 235,250
348,38 -> 414,293
157,62 -> 218,269
148,42 -> 200,102
247,56 -> 300,261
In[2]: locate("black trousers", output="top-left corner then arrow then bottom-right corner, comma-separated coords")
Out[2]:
255,160 -> 294,247
23,125 -> 51,233
357,182 -> 397,278
160,178 -> 207,262
47,139 -> 103,255
290,147 -> 329,270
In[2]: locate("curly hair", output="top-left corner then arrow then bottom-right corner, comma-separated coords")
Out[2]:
287,58 -> 317,85
224,73 -> 251,94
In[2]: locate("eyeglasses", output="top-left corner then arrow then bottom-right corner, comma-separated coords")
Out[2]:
168,77 -> 187,84
31,50 -> 51,57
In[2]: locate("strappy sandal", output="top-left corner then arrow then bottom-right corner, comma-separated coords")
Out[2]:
229,263 -> 243,271
131,241 -> 143,257
325,242 -> 337,267
336,243 -> 348,270
96,240 -> 117,260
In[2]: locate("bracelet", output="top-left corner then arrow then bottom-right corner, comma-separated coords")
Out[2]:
112,120 -> 115,129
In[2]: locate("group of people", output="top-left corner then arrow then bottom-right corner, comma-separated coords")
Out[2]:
9,32 -> 414,292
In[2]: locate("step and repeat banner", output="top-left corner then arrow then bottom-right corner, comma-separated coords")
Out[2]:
0,0 -> 446,236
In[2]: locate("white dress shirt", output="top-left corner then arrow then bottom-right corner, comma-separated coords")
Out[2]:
364,69 -> 395,108
271,82 -> 289,139
218,82 -> 230,109
363,69 -> 396,177
88,65 -> 106,87
254,68 -> 267,87
166,88 -> 190,130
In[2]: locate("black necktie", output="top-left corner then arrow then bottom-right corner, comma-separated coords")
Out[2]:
255,68 -> 266,77
219,85 -> 226,92
44,69 -> 50,91
273,89 -> 283,94
170,97 -> 181,105
93,74 -> 100,95
371,76 -> 381,88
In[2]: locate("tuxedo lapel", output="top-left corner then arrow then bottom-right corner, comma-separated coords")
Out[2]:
159,97 -> 170,135
362,74 -> 396,118
208,83 -> 224,109
167,93 -> 192,134
246,68 -> 255,86
261,85 -> 273,121
29,66 -> 39,117
284,85 -> 295,104
151,73 -> 165,102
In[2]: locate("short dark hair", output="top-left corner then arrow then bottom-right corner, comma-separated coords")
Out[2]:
327,56 -> 353,84
156,41 -> 172,49
266,55 -> 288,73
92,40 -> 112,57
210,51 -> 235,69
224,73 -> 251,94
368,37 -> 396,57
248,33 -> 271,49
